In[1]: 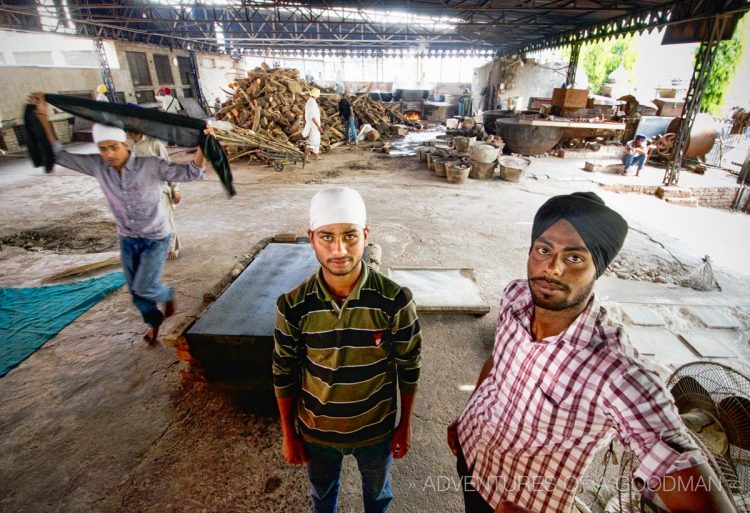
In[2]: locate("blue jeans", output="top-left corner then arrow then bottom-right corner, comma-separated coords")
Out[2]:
345,116 -> 357,143
304,437 -> 393,513
623,153 -> 646,172
119,235 -> 173,327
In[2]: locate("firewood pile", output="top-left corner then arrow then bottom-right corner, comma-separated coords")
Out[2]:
214,63 -> 414,163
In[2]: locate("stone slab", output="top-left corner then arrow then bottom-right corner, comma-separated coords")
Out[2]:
387,267 -> 489,315
679,331 -> 738,358
584,160 -> 625,173
686,306 -> 741,329
620,304 -> 666,326
189,243 -> 318,340
626,326 -> 698,368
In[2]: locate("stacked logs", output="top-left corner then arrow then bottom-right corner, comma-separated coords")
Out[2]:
215,63 -> 412,162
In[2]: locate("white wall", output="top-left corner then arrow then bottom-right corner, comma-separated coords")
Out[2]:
0,29 -> 242,125
472,58 -> 567,112
240,54 -> 491,91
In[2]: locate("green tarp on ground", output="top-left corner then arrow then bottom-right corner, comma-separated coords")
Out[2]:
0,272 -> 125,377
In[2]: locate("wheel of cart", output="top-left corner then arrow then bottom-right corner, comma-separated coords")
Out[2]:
273,161 -> 285,172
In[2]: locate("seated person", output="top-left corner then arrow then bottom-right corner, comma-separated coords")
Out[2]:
622,134 -> 650,176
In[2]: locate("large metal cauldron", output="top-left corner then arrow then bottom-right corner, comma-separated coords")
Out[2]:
666,113 -> 718,158
482,110 -> 515,135
496,117 -> 563,155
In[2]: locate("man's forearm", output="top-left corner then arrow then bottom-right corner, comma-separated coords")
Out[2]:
36,113 -> 58,145
655,463 -> 735,513
193,147 -> 206,169
276,396 -> 298,436
474,356 -> 494,393
398,392 -> 416,427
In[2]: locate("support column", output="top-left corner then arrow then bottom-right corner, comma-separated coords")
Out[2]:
566,42 -> 580,87
94,39 -> 117,103
189,50 -> 210,113
663,14 -> 731,185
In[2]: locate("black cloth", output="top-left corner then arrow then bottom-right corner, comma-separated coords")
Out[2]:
531,192 -> 628,277
338,98 -> 352,121
23,104 -> 55,172
25,94 -> 235,196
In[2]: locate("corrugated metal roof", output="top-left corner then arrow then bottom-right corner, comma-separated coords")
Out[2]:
0,1 -> 747,55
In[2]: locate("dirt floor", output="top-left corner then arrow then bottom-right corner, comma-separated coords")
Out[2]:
1,133 -> 750,513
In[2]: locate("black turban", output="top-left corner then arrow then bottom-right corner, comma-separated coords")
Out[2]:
531,192 -> 628,277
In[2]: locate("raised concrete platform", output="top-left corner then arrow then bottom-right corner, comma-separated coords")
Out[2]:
186,242 -> 319,380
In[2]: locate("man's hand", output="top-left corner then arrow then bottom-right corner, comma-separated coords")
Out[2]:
391,421 -> 412,459
281,430 -> 308,465
28,92 -> 48,117
172,191 -> 181,205
447,419 -> 459,457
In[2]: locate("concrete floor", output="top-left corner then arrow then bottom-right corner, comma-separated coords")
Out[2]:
1,136 -> 749,513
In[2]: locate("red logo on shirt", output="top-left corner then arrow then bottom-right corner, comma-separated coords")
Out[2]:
373,333 -> 383,346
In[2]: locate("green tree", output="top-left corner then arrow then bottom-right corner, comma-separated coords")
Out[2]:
699,15 -> 745,115
580,36 -> 638,93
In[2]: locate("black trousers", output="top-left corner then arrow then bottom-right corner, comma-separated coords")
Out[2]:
456,443 -> 494,513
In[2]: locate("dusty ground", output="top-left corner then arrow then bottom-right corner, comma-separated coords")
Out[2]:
1,134 -> 749,513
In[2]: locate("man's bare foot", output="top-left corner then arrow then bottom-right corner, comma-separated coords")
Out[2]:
164,298 -> 176,318
316,155 -> 321,160
144,325 -> 159,344
168,250 -> 179,260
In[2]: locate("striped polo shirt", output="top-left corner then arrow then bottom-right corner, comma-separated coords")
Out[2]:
273,263 -> 422,448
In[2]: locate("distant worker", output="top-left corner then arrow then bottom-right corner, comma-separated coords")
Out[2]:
213,97 -> 221,114
155,86 -> 181,115
457,88 -> 472,118
338,91 -> 357,145
622,134 -> 650,176
128,131 -> 182,260
96,84 -> 109,102
302,87 -> 322,163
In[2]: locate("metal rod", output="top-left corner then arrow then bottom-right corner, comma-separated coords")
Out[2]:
733,146 -> 750,210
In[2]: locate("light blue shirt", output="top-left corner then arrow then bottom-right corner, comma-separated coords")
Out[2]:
52,141 -> 205,239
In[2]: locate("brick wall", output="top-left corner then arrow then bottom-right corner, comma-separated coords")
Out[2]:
52,119 -> 72,144
690,187 -> 740,209
601,184 -> 661,195
0,127 -> 20,152
603,183 -> 747,211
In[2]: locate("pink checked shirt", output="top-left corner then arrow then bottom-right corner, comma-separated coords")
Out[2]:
457,280 -> 704,513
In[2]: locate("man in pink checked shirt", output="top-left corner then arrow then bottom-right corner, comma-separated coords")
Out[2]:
447,192 -> 734,513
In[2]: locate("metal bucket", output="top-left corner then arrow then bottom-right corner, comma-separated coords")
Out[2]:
445,161 -> 471,184
469,160 -> 497,179
497,155 -> 531,182
469,143 -> 500,163
433,158 -> 447,177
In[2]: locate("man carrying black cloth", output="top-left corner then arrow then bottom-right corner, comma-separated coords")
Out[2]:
447,192 -> 734,513
27,92 -> 211,345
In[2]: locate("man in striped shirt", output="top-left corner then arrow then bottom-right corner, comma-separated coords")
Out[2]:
273,187 -> 421,513
447,192 -> 734,513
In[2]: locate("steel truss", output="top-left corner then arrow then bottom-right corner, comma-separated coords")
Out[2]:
0,1 -> 747,57
94,38 -> 117,102
663,14 -> 733,186
566,42 -> 580,87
